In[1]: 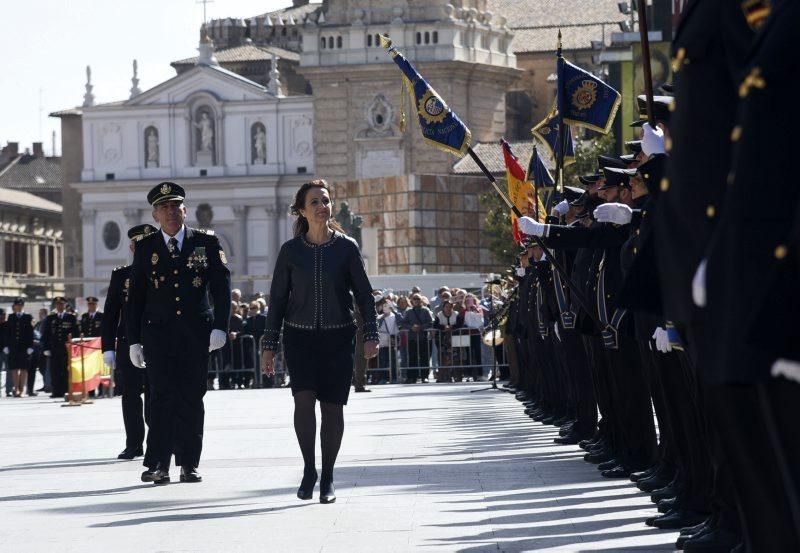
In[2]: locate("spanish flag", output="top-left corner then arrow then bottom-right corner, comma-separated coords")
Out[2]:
501,140 -> 534,244
69,337 -> 105,394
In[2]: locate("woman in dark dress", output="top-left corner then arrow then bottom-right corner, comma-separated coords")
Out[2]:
260,180 -> 379,504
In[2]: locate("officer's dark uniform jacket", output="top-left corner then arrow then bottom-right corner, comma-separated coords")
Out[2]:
80,311 -> 103,337
42,311 -> 78,356
101,265 -> 131,353
5,312 -> 34,367
654,0 -> 753,324
543,221 -> 633,349
127,227 -> 231,345
706,0 -> 800,383
263,232 -> 378,351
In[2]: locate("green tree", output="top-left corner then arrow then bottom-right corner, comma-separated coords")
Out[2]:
479,132 -> 615,267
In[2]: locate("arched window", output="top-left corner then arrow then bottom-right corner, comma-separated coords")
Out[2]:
328,36 -> 334,49
424,31 -> 430,44
320,36 -> 326,49
367,34 -> 373,47
375,34 -> 380,46
281,27 -> 287,36
416,32 -> 421,44
336,36 -> 342,48
433,31 -> 438,44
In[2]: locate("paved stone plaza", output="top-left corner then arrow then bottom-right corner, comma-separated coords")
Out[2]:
0,384 -> 678,552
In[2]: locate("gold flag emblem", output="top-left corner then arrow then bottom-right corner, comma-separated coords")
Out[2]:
572,80 -> 598,111
160,183 -> 171,195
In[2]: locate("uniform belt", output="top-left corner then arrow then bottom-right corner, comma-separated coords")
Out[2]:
552,265 -> 576,329
598,254 -> 626,350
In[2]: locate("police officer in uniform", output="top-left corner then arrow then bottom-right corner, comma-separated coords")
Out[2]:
4,298 -> 34,397
102,224 -> 155,461
127,182 -> 231,485
42,297 -> 78,399
80,297 -> 103,337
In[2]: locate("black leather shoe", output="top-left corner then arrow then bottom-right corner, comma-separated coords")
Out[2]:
680,519 -> 711,536
117,447 -> 144,460
558,423 -> 574,437
629,466 -> 656,482
141,469 -> 157,482
554,431 -> 587,445
601,466 -> 631,478
650,482 -> 679,503
319,477 -> 336,504
584,449 -> 614,464
657,496 -> 678,513
597,459 -> 619,471
151,469 -> 170,485
638,474 -> 672,493
354,387 -> 372,393
676,522 -> 712,549
297,468 -> 318,500
646,509 -> 707,529
180,466 -> 202,483
682,527 -> 740,552
540,415 -> 557,425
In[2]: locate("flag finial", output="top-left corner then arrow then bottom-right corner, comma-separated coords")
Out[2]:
379,34 -> 392,49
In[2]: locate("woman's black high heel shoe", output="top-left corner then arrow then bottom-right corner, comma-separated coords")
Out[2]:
319,475 -> 336,504
297,468 -> 317,500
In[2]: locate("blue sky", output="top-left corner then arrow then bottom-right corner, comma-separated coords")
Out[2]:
0,0 -> 288,156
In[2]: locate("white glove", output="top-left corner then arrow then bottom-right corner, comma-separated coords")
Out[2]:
772,358 -> 800,384
44,350 -> 51,357
692,259 -> 707,307
515,267 -> 526,277
103,350 -> 116,370
26,348 -> 33,355
594,203 -> 633,225
517,216 -> 548,237
652,327 -> 672,353
2,347 -> 8,355
209,329 -> 226,352
129,343 -> 146,368
641,122 -> 666,156
552,200 -> 570,217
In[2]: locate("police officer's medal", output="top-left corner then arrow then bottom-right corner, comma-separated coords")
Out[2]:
151,252 -> 159,265
192,276 -> 202,288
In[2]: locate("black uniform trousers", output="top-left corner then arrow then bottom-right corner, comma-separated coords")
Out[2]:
143,318 -> 209,471
584,335 -> 614,444
637,342 -> 676,477
50,352 -> 69,398
117,340 -> 152,463
603,338 -> 657,471
558,328 -> 596,437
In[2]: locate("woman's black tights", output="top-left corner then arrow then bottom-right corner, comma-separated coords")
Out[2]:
293,391 -> 344,480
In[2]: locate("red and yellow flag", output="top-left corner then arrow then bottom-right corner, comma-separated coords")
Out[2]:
501,140 -> 535,243
69,337 -> 105,394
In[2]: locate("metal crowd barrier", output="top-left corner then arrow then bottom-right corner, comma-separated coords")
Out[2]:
367,328 -> 508,384
207,334 -> 265,389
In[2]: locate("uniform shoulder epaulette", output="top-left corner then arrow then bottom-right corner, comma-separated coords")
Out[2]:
195,228 -> 215,236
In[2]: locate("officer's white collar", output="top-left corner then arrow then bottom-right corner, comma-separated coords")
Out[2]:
161,225 -> 186,248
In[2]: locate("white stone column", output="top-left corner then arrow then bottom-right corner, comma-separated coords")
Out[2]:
265,204 -> 281,270
80,209 -> 97,298
232,204 -> 249,278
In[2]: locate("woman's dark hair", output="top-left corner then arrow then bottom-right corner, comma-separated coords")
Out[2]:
291,179 -> 346,237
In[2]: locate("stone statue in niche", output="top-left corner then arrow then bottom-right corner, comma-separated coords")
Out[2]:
336,202 -> 363,248
195,111 -> 214,152
196,203 -> 214,228
193,108 -> 215,166
252,123 -> 267,164
360,94 -> 395,138
145,127 -> 159,168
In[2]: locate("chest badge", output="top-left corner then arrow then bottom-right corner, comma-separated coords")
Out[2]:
192,276 -> 203,288
151,252 -> 159,265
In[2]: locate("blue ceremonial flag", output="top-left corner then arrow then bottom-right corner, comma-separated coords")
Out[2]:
526,146 -> 554,188
531,105 -> 576,167
380,35 -> 472,157
556,57 -> 621,134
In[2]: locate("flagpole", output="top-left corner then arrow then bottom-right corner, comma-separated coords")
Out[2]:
467,147 -> 601,329
637,0 -> 655,123
554,30 -> 566,201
